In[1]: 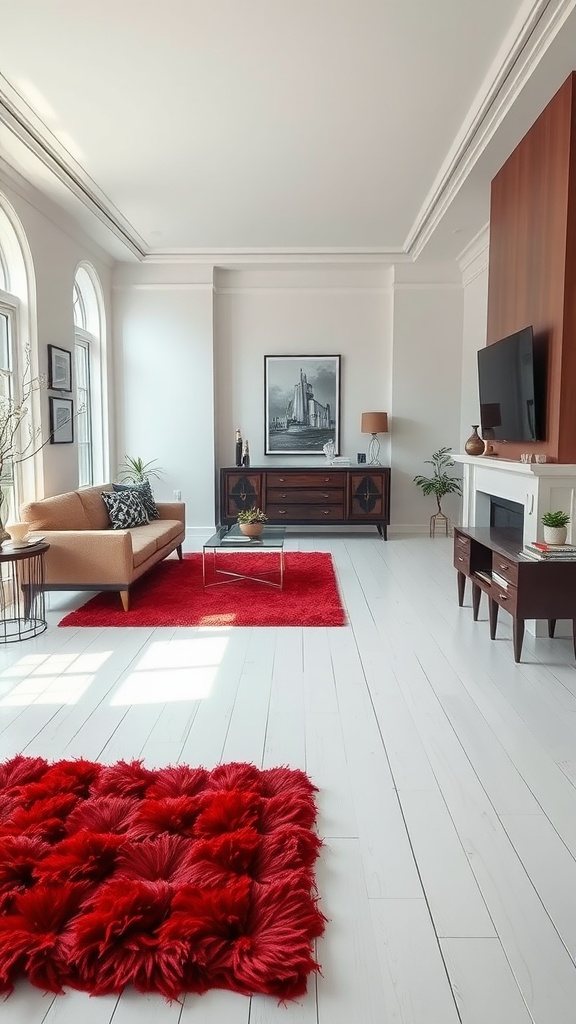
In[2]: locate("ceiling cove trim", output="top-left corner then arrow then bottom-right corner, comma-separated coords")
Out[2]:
458,225 -> 490,285
143,249 -> 410,265
0,76 -> 147,260
407,0 -> 574,258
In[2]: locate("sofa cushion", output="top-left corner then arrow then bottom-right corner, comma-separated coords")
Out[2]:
20,491 -> 91,532
129,526 -> 160,568
102,491 -> 149,529
77,484 -> 113,529
113,480 -> 160,520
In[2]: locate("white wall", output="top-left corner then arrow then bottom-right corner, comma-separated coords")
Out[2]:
390,263 -> 465,529
113,263 -> 216,531
214,267 -> 392,469
0,171 -> 113,498
459,235 -> 489,448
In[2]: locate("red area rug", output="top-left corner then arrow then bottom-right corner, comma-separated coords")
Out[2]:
59,551 -> 345,628
0,756 -> 325,1000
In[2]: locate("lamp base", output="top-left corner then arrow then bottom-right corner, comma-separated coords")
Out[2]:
367,434 -> 381,466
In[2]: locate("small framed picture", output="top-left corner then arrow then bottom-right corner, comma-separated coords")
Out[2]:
357,453 -> 366,464
49,397 -> 74,444
48,345 -> 72,392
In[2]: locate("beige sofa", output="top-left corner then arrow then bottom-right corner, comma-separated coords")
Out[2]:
20,484 -> 186,611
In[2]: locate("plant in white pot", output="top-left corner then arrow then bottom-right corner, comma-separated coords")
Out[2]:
237,507 -> 268,537
541,509 -> 570,545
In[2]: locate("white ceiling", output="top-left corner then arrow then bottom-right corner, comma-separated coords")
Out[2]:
0,0 -> 575,263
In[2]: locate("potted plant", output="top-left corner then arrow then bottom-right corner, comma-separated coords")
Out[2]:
541,509 -> 570,545
118,456 -> 165,489
414,447 -> 462,537
237,506 -> 268,537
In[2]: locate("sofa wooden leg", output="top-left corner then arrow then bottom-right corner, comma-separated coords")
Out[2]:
177,544 -> 183,560
120,590 -> 130,611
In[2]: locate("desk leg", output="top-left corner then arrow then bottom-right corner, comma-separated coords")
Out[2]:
472,583 -> 481,621
548,619 -> 556,638
457,571 -> 466,607
513,618 -> 525,663
488,598 -> 498,640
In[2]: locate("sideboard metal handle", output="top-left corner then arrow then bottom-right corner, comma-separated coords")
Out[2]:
278,509 -> 286,515
323,510 -> 330,515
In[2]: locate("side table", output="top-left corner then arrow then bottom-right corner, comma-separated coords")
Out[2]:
0,540 -> 49,642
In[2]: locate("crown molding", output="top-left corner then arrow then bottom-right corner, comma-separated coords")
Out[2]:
142,248 -> 409,266
0,74 -> 147,260
458,225 -> 490,284
406,0 -> 575,258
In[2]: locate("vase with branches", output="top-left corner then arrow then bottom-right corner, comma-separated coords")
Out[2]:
413,447 -> 462,537
0,348 -> 51,540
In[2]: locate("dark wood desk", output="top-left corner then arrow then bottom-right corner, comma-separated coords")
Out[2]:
453,526 -> 576,663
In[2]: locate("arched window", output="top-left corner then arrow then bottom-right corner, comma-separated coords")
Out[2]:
0,196 -> 37,519
73,265 -> 106,486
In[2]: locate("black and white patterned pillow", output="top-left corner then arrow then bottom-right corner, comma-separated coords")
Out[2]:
102,490 -> 149,529
112,480 -> 160,520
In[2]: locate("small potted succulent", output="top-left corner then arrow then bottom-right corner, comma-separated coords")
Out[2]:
541,509 -> 570,545
237,506 -> 268,537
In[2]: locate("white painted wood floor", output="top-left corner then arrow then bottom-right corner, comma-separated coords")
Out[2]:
1,531 -> 576,1024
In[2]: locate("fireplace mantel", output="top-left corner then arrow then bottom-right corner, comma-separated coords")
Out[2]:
452,454 -> 576,548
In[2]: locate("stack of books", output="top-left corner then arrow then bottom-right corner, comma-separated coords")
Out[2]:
522,541 -> 576,560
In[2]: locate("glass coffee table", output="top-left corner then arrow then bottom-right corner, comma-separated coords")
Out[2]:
203,525 -> 286,589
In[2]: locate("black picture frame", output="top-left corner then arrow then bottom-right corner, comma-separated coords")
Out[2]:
264,354 -> 341,455
49,397 -> 74,444
48,345 -> 72,392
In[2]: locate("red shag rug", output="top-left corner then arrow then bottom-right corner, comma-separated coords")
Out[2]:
0,755 -> 325,1000
59,551 -> 345,628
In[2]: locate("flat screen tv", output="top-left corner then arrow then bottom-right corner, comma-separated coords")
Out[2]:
477,326 -> 544,443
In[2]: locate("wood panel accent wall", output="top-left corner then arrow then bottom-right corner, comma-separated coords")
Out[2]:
486,72 -> 576,463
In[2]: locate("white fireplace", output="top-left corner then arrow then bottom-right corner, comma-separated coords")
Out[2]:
453,454 -> 576,637
453,454 -> 576,547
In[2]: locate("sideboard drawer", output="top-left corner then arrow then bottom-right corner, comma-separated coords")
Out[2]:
267,503 -> 346,521
267,487 -> 343,504
266,472 -> 345,489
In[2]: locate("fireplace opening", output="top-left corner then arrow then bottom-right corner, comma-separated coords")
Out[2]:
490,496 -> 524,539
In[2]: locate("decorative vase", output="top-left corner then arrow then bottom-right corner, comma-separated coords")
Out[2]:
465,425 -> 485,457
543,525 -> 567,545
239,522 -> 263,538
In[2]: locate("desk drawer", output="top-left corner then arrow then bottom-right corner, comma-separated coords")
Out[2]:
267,487 -> 343,504
453,532 -> 471,574
490,579 -> 518,615
267,472 -> 345,489
454,549 -> 470,575
267,503 -> 345,521
492,553 -> 519,586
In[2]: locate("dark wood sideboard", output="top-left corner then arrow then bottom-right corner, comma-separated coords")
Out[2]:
454,526 -> 576,663
219,467 -> 391,538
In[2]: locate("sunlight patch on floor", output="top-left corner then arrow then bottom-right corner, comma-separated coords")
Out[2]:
109,636 -> 229,705
0,650 -> 113,706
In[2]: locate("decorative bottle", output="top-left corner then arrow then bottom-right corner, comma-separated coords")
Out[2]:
242,440 -> 250,467
235,429 -> 243,467
465,425 -> 485,457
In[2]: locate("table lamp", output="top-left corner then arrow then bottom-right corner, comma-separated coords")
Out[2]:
361,412 -> 388,465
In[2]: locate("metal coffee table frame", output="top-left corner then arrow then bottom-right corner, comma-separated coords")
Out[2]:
203,525 -> 286,589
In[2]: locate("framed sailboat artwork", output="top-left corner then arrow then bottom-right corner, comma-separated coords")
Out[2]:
264,355 -> 341,456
